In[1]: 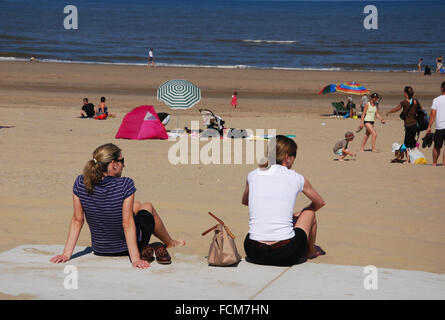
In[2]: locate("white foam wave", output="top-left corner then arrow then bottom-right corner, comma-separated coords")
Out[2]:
242,39 -> 297,44
0,56 -> 402,72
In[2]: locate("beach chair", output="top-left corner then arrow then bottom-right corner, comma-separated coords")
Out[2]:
331,102 -> 349,116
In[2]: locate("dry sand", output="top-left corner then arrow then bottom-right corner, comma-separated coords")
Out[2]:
1,61 -> 444,277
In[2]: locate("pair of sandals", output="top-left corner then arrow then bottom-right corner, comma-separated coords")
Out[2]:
422,132 -> 434,148
141,242 -> 171,265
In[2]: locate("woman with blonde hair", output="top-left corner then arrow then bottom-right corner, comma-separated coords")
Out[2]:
50,143 -> 185,268
241,135 -> 326,266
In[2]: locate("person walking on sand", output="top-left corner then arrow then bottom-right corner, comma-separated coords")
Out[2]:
426,81 -> 445,167
50,143 -> 185,269
148,48 -> 154,66
241,135 -> 326,266
359,93 -> 385,152
418,58 -> 423,72
385,86 -> 420,163
436,56 -> 443,73
231,91 -> 238,109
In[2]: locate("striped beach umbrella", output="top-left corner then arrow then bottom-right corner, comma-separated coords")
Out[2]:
336,82 -> 369,95
157,79 -> 201,110
318,84 -> 337,95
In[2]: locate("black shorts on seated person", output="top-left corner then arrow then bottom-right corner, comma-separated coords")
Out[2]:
244,227 -> 308,267
94,209 -> 155,257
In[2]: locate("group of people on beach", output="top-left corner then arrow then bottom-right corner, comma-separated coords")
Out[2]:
334,81 -> 445,167
51,79 -> 445,270
80,97 -> 114,119
51,135 -> 326,268
418,56 -> 444,75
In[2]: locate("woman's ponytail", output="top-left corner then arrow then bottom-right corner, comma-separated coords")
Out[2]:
82,143 -> 121,194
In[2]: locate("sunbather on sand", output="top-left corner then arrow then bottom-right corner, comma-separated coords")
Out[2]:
50,143 -> 185,269
241,135 -> 326,266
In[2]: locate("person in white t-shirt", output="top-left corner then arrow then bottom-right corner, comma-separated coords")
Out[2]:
426,81 -> 445,166
148,48 -> 154,66
241,135 -> 326,266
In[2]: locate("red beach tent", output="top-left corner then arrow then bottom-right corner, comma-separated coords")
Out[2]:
115,105 -> 168,140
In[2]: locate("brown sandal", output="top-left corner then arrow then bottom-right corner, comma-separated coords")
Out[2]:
151,242 -> 172,265
140,246 -> 155,262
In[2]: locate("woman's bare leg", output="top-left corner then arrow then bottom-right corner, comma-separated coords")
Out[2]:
294,209 -> 324,259
360,130 -> 370,151
366,123 -> 378,152
137,202 -> 185,248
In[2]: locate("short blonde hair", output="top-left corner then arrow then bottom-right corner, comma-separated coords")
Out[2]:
259,135 -> 297,169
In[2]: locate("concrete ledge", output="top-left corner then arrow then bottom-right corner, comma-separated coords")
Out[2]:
0,245 -> 444,300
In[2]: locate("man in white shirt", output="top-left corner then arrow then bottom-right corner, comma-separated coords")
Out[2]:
148,48 -> 154,66
427,81 -> 445,167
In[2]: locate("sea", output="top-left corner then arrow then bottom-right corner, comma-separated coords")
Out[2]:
0,0 -> 444,72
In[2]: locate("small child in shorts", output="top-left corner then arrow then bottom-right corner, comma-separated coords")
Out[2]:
333,132 -> 356,161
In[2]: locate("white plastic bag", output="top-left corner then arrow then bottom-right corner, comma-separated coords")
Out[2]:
409,148 -> 427,164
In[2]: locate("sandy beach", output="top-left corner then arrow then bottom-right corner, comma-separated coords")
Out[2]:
1,60 -> 444,282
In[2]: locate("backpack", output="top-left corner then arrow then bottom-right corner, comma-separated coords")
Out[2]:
415,100 -> 429,132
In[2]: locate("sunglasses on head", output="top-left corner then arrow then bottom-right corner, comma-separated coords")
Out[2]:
114,158 -> 125,165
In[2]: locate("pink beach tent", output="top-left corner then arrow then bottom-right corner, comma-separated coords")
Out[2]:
115,105 -> 168,140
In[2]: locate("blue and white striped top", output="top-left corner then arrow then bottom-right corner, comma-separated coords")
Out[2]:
73,175 -> 136,254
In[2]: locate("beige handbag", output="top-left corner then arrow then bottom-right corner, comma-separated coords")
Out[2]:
202,212 -> 241,267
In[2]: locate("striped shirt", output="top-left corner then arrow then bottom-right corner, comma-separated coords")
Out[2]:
73,175 -> 136,254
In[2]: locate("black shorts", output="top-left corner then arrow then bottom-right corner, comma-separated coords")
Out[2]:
244,228 -> 308,267
364,121 -> 374,125
404,124 -> 418,149
434,128 -> 445,149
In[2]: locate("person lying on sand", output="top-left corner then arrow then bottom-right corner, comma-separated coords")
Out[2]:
50,143 -> 185,268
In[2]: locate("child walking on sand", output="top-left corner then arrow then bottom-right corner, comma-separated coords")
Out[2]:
231,91 -> 238,109
333,132 -> 356,161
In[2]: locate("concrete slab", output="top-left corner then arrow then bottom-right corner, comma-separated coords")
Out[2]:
0,245 -> 444,300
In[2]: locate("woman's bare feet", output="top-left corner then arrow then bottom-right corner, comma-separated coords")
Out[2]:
306,245 -> 326,260
167,239 -> 186,248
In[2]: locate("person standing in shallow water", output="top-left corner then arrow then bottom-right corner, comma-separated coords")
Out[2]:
148,48 -> 154,66
50,143 -> 185,268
